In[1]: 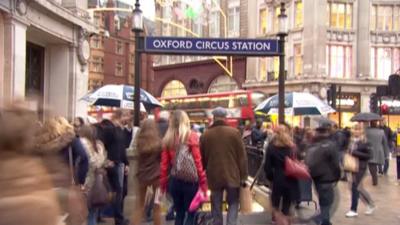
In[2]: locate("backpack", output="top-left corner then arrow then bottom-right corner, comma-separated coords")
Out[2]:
171,144 -> 199,182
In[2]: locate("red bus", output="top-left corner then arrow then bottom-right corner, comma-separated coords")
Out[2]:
157,90 -> 266,128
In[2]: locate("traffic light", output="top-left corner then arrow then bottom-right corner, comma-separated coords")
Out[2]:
327,84 -> 337,109
370,93 -> 378,113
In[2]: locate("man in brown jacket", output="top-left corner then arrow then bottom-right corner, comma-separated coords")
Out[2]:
200,107 -> 248,225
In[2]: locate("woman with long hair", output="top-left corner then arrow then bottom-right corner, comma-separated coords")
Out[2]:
79,125 -> 106,225
131,119 -> 162,225
345,123 -> 375,217
264,125 -> 298,216
160,110 -> 207,225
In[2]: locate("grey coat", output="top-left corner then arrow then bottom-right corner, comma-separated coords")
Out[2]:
365,128 -> 390,165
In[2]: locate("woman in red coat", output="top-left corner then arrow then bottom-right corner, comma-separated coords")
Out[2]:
160,110 -> 207,225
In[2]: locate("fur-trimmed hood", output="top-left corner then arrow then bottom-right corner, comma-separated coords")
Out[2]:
34,117 -> 76,155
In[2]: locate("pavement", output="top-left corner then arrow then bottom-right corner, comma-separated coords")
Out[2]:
103,158 -> 400,225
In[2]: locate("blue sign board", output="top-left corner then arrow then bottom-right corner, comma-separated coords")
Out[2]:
144,36 -> 280,56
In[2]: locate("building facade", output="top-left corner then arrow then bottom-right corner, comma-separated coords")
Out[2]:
151,0 -> 249,97
244,0 -> 398,127
87,0 -> 154,93
0,0 -> 97,118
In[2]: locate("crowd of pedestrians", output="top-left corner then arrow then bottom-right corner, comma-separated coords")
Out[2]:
0,101 -> 399,225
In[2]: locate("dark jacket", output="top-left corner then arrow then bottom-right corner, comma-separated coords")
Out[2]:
305,135 -> 341,184
200,120 -> 248,189
251,127 -> 266,147
157,119 -> 168,138
264,143 -> 297,188
100,120 -> 129,165
60,137 -> 89,185
349,140 -> 371,183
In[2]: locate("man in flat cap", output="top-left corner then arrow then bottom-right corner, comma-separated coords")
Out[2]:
200,107 -> 248,225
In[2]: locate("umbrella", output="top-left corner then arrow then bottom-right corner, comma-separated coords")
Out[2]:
350,112 -> 382,122
81,84 -> 162,110
255,92 -> 335,116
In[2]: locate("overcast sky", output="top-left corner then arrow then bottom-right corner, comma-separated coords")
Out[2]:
115,0 -> 155,20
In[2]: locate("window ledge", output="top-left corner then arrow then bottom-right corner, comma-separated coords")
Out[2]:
327,28 -> 356,34
290,27 -> 304,33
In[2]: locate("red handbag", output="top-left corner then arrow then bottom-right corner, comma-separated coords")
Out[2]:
284,155 -> 311,180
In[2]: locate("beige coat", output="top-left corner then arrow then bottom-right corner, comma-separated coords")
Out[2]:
80,138 -> 106,190
0,152 -> 62,225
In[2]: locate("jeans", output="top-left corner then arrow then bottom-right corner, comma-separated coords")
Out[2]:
379,159 -> 389,175
169,177 -> 198,225
314,183 -> 336,225
350,172 -> 373,211
107,163 -> 125,225
368,163 -> 379,186
88,207 -> 99,225
210,187 -> 240,225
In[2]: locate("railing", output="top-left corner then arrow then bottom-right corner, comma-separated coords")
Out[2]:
246,145 -> 268,185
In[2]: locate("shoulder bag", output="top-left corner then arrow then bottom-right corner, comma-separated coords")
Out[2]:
284,149 -> 311,180
171,144 -> 199,182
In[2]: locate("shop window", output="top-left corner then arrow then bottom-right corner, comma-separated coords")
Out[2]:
328,2 -> 352,29
209,11 -> 220,37
259,8 -> 268,35
326,45 -> 352,78
116,41 -> 124,55
294,44 -> 303,76
294,1 -> 303,28
258,58 -> 267,81
91,56 -> 104,73
370,47 -> 399,80
115,62 -> 123,77
208,76 -> 239,93
377,6 -> 393,31
91,36 -> 102,49
370,5 -> 377,31
273,7 -> 280,33
228,3 -> 240,37
273,57 -> 279,80
161,80 -> 187,97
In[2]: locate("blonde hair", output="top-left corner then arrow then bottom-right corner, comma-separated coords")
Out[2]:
163,110 -> 191,149
272,125 -> 294,148
137,119 -> 162,153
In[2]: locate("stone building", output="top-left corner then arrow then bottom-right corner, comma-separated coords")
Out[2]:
0,0 -> 97,118
244,0 -> 398,127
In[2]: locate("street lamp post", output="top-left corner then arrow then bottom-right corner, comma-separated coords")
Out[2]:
277,2 -> 288,125
132,0 -> 143,127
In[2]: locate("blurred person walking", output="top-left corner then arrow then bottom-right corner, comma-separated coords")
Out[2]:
79,125 -> 107,225
365,121 -> 390,186
36,116 -> 89,187
99,110 -> 130,225
200,107 -> 248,225
345,124 -> 375,218
0,104 -> 62,225
264,125 -> 299,216
160,110 -> 208,225
131,119 -> 162,225
305,121 -> 341,225
379,119 -> 393,175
